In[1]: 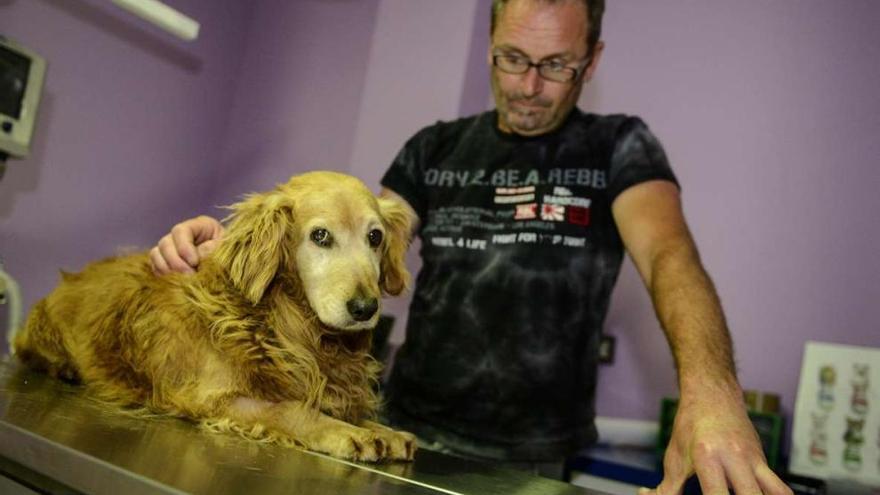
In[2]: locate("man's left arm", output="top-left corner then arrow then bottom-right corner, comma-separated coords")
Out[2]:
612,179 -> 792,495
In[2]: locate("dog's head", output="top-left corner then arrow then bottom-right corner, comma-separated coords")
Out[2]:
214,171 -> 413,331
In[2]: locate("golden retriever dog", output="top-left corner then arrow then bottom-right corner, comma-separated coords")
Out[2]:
13,171 -> 417,462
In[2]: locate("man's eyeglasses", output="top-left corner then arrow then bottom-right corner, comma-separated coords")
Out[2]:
492,53 -> 590,83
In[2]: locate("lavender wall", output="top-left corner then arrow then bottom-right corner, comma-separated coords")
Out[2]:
0,0 -> 251,351
2,1 -> 878,444
208,0 -> 381,204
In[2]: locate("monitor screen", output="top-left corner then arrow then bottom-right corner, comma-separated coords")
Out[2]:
0,46 -> 30,119
0,36 -> 45,159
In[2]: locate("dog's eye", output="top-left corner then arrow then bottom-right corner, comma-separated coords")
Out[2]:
368,229 -> 383,248
310,228 -> 333,247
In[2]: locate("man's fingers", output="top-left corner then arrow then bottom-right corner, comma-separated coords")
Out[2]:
169,216 -> 224,268
651,475 -> 685,495
189,215 -> 225,244
693,457 -> 728,495
723,457 -> 762,495
170,223 -> 200,267
197,239 -> 220,259
149,216 -> 224,276
646,463 -> 792,495
652,444 -> 689,495
756,463 -> 794,495
149,247 -> 171,276
157,235 -> 195,274
147,216 -> 225,276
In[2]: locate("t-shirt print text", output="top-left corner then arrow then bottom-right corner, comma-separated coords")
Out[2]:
422,167 -> 603,250
423,167 -> 608,189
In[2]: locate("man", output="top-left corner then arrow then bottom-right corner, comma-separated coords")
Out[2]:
152,1 -> 791,493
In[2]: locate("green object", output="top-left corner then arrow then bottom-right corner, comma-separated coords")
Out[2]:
657,397 -> 784,470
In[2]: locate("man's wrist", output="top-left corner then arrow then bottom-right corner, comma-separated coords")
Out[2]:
678,369 -> 744,405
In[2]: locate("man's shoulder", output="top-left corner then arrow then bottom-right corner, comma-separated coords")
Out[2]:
564,110 -> 663,151
570,109 -> 648,134
415,111 -> 492,139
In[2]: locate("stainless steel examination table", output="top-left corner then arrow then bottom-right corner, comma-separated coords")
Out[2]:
0,357 -> 610,495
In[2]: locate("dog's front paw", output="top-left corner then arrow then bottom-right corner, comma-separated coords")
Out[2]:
378,428 -> 417,461
361,421 -> 417,461
310,425 -> 393,462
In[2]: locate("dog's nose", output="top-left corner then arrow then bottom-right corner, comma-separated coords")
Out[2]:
347,297 -> 378,322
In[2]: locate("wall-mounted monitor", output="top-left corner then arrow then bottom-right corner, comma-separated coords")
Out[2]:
0,35 -> 47,159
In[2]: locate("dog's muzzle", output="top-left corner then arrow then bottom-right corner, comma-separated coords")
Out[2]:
346,297 -> 378,322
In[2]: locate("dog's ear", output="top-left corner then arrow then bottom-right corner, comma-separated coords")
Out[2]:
214,192 -> 293,304
377,196 -> 414,296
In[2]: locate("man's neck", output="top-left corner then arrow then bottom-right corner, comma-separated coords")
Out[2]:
494,108 -> 578,137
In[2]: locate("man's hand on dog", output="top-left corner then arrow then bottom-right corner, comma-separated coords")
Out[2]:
150,215 -> 225,275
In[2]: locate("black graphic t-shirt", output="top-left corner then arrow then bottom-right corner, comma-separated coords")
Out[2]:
380,109 -> 678,461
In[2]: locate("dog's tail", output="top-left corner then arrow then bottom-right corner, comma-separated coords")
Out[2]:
14,299 -> 80,382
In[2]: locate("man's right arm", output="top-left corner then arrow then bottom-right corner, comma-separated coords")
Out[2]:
149,215 -> 225,275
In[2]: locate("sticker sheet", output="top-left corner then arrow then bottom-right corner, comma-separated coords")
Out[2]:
790,341 -> 879,486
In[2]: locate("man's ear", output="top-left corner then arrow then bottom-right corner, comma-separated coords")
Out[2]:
581,40 -> 605,84
214,192 -> 293,304
377,196 -> 414,296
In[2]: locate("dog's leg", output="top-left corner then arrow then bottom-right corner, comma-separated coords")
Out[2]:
205,397 -> 415,462
14,300 -> 80,382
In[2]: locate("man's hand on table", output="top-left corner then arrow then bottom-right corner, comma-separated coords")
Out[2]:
640,384 -> 793,495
